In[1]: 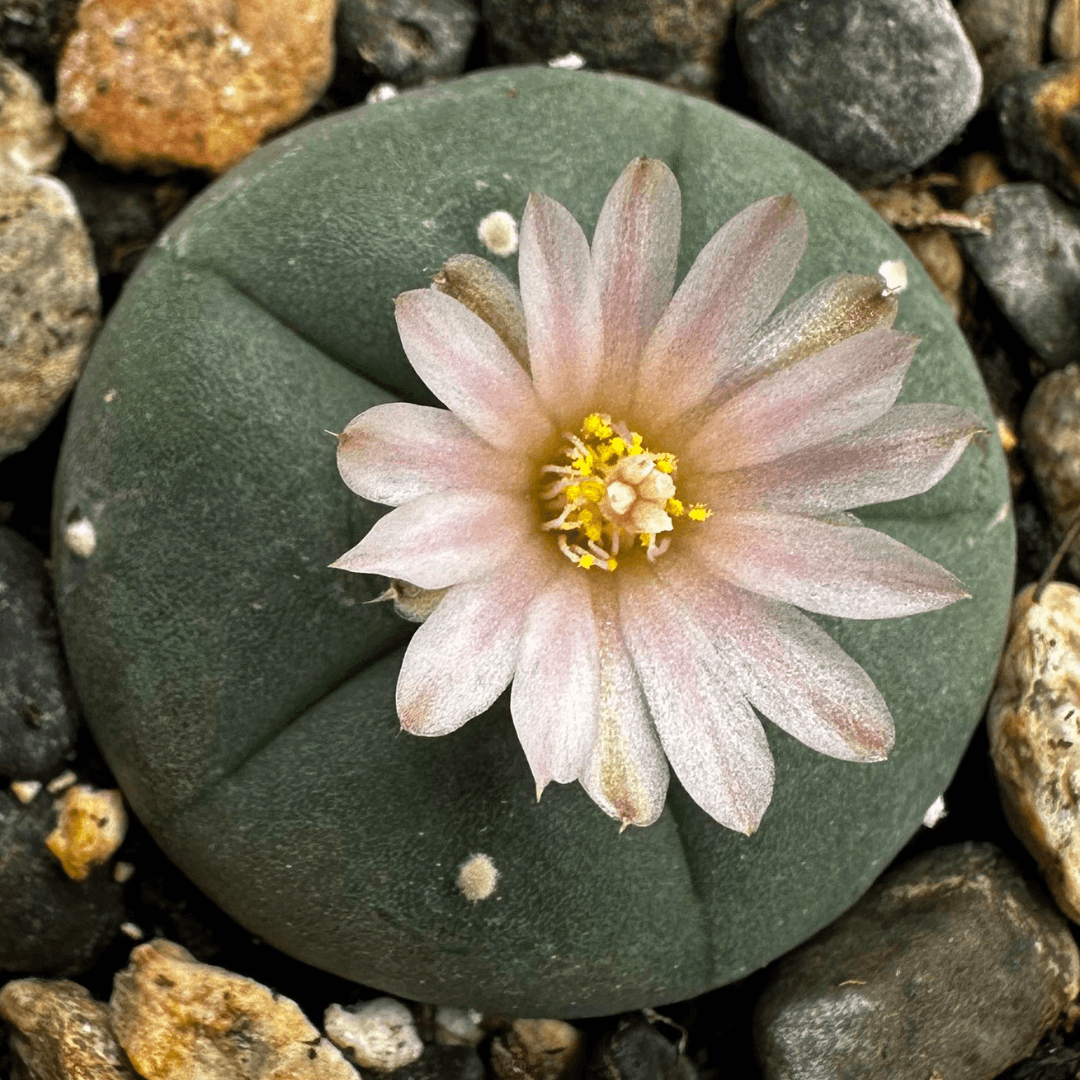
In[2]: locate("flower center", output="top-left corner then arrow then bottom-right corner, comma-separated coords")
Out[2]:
538,413 -> 712,572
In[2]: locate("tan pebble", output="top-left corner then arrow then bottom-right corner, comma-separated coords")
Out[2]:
434,1006 -> 485,1047
10,779 -> 42,804
958,152 -> 1010,199
64,516 -> 96,558
0,57 -> 66,173
120,921 -> 144,939
46,768 -> 78,794
113,859 -> 135,883
0,169 -> 99,461
902,229 -> 963,317
989,582 -> 1080,922
45,784 -> 127,881
111,939 -> 358,1079
491,1018 -> 584,1080
56,0 -> 335,174
457,852 -> 499,901
0,978 -> 138,1080
325,998 -> 423,1072
1051,0 -> 1080,59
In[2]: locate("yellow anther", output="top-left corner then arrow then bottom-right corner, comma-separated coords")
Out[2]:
627,444 -> 644,456
582,480 -> 605,502
565,484 -> 582,501
578,554 -> 596,570
585,522 -> 603,542
639,533 -> 652,547
654,455 -> 675,473
607,559 -> 618,571
571,456 -> 592,475
584,414 -> 612,439
688,505 -> 713,521
608,436 -> 626,455
667,498 -> 685,517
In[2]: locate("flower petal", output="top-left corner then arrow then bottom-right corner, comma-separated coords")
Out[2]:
686,327 -> 918,472
330,490 -> 533,589
656,556 -> 893,761
511,572 -> 599,793
619,572 -> 774,834
397,559 -> 552,736
433,253 -> 530,370
699,404 -> 985,516
738,273 -> 898,382
591,157 -> 681,412
633,195 -> 807,428
395,288 -> 554,454
690,510 -> 969,619
519,192 -> 604,425
337,402 -> 531,506
579,578 -> 668,827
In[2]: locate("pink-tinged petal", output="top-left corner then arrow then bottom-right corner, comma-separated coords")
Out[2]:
738,273 -> 898,381
397,558 -> 552,735
686,328 -> 918,472
580,578 -> 668,827
619,573 -> 774,834
510,572 -> 599,794
395,289 -> 554,454
337,402 -> 531,506
690,510 -> 969,619
632,195 -> 807,428
698,404 -> 984,516
330,490 -> 533,589
518,193 -> 604,425
591,158 -> 681,408
656,556 -> 893,761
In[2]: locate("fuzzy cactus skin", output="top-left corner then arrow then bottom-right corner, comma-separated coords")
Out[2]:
53,68 -> 1013,1017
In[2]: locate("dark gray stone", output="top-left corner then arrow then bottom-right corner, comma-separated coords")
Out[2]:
0,527 -> 79,780
481,0 -> 737,93
754,843 -> 1080,1080
998,61 -> 1080,206
0,786 -> 123,975
736,0 -> 982,187
336,0 -> 479,89
393,1045 -> 485,1080
960,183 -> 1080,369
956,0 -> 1048,105
587,1017 -> 696,1080
0,0 -> 79,101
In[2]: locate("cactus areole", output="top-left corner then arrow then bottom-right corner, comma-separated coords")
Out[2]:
54,68 -> 1014,1017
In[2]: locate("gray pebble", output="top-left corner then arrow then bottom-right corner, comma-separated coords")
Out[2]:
736,0 -> 982,187
0,0 -> 79,100
960,183 -> 1080,369
0,526 -> 79,780
587,1017 -> 696,1080
337,0 -> 479,88
482,0 -> 737,93
754,843 -> 1080,1080
998,61 -> 1080,206
394,1044 -> 485,1080
956,0 -> 1048,105
0,785 -> 123,974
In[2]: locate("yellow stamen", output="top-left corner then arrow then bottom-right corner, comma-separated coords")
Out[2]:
578,554 -> 595,570
667,498 -> 685,517
688,505 -> 712,521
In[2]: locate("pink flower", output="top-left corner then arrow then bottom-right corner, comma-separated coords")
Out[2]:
332,157 -> 981,833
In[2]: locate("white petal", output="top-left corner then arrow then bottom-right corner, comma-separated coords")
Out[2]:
579,578 -> 669,827
337,402 -> 530,506
511,572 -> 599,792
395,289 -> 554,454
619,573 -> 774,834
397,559 -> 552,735
330,490 -> 533,589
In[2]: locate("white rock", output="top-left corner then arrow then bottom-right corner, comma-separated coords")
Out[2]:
324,998 -> 423,1072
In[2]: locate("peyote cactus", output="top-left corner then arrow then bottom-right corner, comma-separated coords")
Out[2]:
53,68 -> 1014,1017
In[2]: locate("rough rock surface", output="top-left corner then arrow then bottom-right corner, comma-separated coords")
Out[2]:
482,0 -> 737,93
0,56 -> 66,173
324,997 -> 423,1072
957,0 -> 1048,104
56,0 -> 336,174
737,0 -> 982,187
0,526 -> 80,779
0,978 -> 139,1080
0,168 -> 99,461
989,582 -> 1080,922
45,783 -> 127,881
109,939 -> 359,1079
754,843 -> 1080,1080
0,0 -> 80,98
998,61 -> 1080,206
960,183 -> 1080,369
588,1017 -> 695,1080
1051,0 -> 1080,59
336,0 -> 478,88
0,785 -> 123,975
491,1019 -> 585,1080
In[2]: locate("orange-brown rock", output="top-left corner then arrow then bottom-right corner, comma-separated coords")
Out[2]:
56,0 -> 335,174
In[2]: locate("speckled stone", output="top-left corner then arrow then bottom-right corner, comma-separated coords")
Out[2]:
960,183 -> 1080,369
0,0 -> 80,99
998,60 -> 1080,206
482,0 -> 737,93
588,1017 -> 695,1080
957,0 -> 1048,104
0,526 -> 80,779
0,56 -> 66,173
0,167 -> 99,460
737,0 -> 982,187
336,0 -> 479,88
754,843 -> 1080,1080
56,0 -> 336,174
1051,0 -> 1080,60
